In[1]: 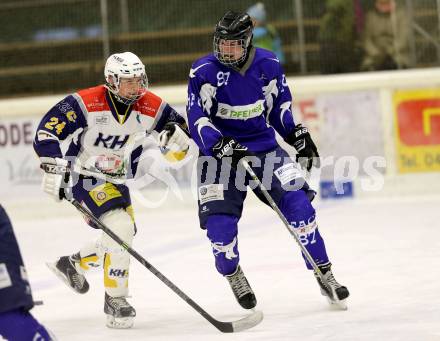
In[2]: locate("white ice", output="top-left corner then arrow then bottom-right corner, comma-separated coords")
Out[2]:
3,192 -> 440,341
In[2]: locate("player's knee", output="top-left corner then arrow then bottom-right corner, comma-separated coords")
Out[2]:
100,208 -> 135,254
206,214 -> 238,243
280,190 -> 316,226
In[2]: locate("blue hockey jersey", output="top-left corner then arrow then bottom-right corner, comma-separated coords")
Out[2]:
187,47 -> 296,156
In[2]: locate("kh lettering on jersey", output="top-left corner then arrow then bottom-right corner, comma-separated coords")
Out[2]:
109,269 -> 129,277
34,85 -> 185,182
187,47 -> 296,156
94,133 -> 130,149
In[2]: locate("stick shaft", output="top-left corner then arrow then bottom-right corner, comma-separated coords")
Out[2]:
241,160 -> 330,291
69,199 -> 234,332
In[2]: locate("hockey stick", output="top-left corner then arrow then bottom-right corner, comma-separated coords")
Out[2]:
67,198 -> 263,333
241,160 -> 333,297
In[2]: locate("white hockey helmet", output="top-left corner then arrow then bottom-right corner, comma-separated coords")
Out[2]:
104,52 -> 148,105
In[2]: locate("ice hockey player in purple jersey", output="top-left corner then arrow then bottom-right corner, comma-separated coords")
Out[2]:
0,204 -> 55,340
33,52 -> 190,329
187,11 -> 349,310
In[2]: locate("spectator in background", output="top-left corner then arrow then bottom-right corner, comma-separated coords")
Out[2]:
319,0 -> 364,74
361,0 -> 411,71
246,2 -> 285,64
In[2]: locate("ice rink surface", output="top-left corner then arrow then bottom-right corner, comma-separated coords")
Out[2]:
3,193 -> 440,341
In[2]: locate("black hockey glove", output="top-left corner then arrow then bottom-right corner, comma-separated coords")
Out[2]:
158,122 -> 191,162
285,124 -> 320,171
160,121 -> 190,138
211,136 -> 253,169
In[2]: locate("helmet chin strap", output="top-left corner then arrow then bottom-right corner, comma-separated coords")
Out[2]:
113,92 -> 139,106
106,87 -> 137,106
105,80 -> 145,106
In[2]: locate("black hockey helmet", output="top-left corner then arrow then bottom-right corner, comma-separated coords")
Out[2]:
213,11 -> 254,66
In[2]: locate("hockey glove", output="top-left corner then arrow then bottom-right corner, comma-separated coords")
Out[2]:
158,122 -> 190,162
40,157 -> 70,201
285,124 -> 320,171
211,136 -> 253,169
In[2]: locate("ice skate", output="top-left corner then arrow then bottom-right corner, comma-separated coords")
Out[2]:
314,263 -> 349,310
47,254 -> 89,294
104,292 -> 136,329
226,265 -> 257,309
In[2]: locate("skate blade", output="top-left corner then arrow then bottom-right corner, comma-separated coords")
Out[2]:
46,262 -> 86,294
47,262 -> 77,294
326,296 -> 348,310
106,315 -> 134,329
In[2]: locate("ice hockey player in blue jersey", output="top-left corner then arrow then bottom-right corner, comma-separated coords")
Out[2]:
187,11 -> 349,310
33,52 -> 190,329
0,204 -> 55,340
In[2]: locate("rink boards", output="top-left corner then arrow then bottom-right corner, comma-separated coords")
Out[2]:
1,68 -> 440,202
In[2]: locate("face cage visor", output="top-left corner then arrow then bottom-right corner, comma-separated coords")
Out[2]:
213,36 -> 249,67
105,73 -> 148,105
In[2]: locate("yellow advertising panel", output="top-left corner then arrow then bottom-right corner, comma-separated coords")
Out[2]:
393,89 -> 440,173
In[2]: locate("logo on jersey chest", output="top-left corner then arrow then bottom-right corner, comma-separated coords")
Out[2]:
94,133 -> 129,149
216,100 -> 265,120
94,114 -> 110,125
